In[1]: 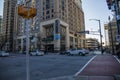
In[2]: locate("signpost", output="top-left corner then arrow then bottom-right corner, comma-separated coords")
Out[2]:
18,1 -> 36,80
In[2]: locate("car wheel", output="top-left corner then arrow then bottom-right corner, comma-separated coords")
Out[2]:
79,52 -> 82,56
67,52 -> 71,56
82,53 -> 85,56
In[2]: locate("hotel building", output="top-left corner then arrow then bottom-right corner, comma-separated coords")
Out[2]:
14,0 -> 85,52
2,0 -> 17,51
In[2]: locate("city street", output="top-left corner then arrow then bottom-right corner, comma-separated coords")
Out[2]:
0,53 -> 94,80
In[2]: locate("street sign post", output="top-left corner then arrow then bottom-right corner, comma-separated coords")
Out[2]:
18,1 -> 36,80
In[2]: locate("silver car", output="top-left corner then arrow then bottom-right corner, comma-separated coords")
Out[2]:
67,48 -> 86,56
0,51 -> 9,57
30,50 -> 44,56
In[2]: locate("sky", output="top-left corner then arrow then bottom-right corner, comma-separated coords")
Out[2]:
0,0 -> 3,16
82,0 -> 112,43
0,0 -> 112,43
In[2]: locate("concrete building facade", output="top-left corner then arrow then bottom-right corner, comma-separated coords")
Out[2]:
85,38 -> 99,50
14,0 -> 85,53
105,18 -> 118,54
2,0 -> 17,51
0,16 -> 2,33
0,16 -> 3,50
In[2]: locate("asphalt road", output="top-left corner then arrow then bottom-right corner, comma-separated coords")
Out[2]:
0,53 -> 94,80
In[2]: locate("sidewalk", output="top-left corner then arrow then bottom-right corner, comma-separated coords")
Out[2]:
75,54 -> 120,80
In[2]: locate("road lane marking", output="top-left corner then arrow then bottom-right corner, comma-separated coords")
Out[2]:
74,55 -> 97,77
114,56 -> 120,64
41,75 -> 74,80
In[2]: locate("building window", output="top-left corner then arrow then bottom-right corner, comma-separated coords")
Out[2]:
46,15 -> 50,19
43,12 -> 44,16
46,0 -> 50,9
51,2 -> 54,8
43,17 -> 45,20
62,0 -> 65,11
51,9 -> 54,13
46,10 -> 49,15
51,14 -> 54,18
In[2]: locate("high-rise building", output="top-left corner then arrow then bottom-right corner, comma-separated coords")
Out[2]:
105,18 -> 118,54
2,0 -> 17,51
0,16 -> 2,33
0,16 -> 3,50
14,0 -> 85,53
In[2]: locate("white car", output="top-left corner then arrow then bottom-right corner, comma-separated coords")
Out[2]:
67,48 -> 86,56
82,49 -> 89,54
0,51 -> 9,57
30,50 -> 44,56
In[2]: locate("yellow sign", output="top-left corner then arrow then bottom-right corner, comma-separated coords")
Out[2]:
18,6 -> 36,19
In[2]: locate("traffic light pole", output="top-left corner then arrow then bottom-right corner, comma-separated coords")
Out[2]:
89,19 -> 103,54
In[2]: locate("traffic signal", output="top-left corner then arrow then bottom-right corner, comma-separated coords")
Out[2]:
106,0 -> 112,9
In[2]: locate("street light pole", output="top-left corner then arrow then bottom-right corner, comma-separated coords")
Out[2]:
89,19 -> 103,54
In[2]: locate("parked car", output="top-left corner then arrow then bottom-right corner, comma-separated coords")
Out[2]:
66,48 -> 86,56
82,49 -> 89,54
30,49 -> 44,56
0,51 -> 9,57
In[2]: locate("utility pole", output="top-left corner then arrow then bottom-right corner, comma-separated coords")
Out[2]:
89,19 -> 103,54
